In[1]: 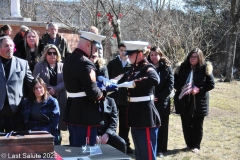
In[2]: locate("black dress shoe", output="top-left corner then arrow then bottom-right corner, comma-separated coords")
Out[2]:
127,147 -> 133,154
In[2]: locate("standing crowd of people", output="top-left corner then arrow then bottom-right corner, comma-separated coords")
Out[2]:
0,23 -> 215,160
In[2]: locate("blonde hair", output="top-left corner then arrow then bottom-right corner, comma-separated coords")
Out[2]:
96,57 -> 106,69
41,44 -> 62,62
19,25 -> 29,32
143,48 -> 150,57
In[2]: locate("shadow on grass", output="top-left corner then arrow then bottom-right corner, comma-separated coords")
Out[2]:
125,148 -> 184,159
165,148 -> 184,156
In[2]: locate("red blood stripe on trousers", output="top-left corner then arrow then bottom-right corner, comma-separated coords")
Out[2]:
146,128 -> 153,160
87,126 -> 91,144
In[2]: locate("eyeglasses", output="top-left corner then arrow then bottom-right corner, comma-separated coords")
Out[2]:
190,56 -> 198,59
91,55 -> 98,59
47,52 -> 57,56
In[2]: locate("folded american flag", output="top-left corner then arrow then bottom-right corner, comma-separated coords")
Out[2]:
179,69 -> 193,99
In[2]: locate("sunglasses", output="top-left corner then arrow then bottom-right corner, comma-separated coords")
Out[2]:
47,52 -> 57,56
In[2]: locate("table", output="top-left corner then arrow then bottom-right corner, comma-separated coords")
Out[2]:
54,144 -> 131,160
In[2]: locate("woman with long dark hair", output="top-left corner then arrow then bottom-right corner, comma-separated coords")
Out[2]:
15,29 -> 44,72
21,77 -> 60,145
174,48 -> 215,153
148,46 -> 174,158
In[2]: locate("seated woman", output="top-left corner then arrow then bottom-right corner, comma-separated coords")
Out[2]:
21,77 -> 60,145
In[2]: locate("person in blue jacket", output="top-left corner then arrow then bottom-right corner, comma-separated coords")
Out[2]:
21,77 -> 60,144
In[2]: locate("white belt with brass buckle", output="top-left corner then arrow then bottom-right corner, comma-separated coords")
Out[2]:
68,92 -> 86,98
128,95 -> 154,102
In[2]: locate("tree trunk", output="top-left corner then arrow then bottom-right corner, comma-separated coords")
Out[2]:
113,23 -> 122,45
225,33 -> 237,82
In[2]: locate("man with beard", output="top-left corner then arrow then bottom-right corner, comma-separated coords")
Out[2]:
42,23 -> 71,62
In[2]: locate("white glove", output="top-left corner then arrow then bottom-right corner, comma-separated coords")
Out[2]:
112,74 -> 124,83
117,81 -> 136,88
97,76 -> 111,86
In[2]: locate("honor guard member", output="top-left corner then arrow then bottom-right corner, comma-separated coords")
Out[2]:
63,31 -> 109,147
117,41 -> 161,160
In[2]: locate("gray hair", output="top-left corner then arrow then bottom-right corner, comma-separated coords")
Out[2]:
0,36 -> 12,47
48,22 -> 58,29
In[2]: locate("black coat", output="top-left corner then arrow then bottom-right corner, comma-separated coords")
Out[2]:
154,61 -> 174,116
107,56 -> 131,106
98,97 -> 118,136
63,48 -> 103,126
174,62 -> 215,116
14,39 -> 44,72
119,59 -> 161,128
95,60 -> 109,78
13,32 -> 23,45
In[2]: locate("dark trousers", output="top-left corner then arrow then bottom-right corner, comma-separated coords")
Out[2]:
157,114 -> 169,153
68,125 -> 97,147
117,105 -> 131,147
181,114 -> 205,149
0,105 -> 25,132
105,132 -> 126,153
131,127 -> 158,160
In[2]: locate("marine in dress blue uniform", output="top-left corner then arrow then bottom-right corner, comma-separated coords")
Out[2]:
118,41 -> 161,160
63,31 -> 107,146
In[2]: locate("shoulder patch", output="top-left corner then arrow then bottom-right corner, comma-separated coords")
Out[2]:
89,69 -> 96,82
147,67 -> 154,72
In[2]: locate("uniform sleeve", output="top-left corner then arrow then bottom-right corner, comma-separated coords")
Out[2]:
81,62 -> 103,101
135,67 -> 160,87
105,98 -> 118,135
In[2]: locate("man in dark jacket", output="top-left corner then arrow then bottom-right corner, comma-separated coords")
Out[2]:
63,31 -> 107,147
42,23 -> 71,62
97,97 -> 126,153
107,43 -> 133,153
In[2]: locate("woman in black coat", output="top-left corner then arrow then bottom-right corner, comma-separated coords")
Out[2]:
174,48 -> 215,153
14,29 -> 44,72
148,46 -> 174,158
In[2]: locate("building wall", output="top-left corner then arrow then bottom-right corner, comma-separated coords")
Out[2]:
1,21 -> 79,51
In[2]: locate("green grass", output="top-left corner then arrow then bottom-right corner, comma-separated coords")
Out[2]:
62,79 -> 240,160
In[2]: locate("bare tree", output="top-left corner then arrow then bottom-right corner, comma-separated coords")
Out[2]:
225,0 -> 240,82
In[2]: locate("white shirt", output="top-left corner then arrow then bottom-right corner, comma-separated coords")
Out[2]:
118,55 -> 129,67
